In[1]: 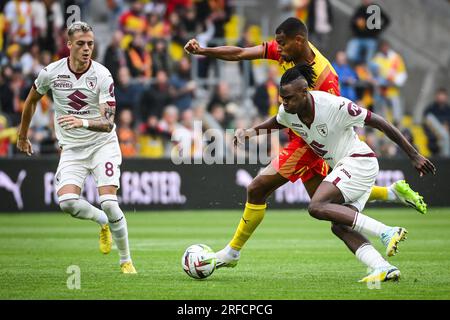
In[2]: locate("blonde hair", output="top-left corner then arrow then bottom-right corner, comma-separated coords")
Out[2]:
67,21 -> 93,38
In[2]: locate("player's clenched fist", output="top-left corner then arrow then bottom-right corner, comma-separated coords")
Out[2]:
184,39 -> 201,55
233,128 -> 246,147
58,115 -> 83,130
233,128 -> 257,147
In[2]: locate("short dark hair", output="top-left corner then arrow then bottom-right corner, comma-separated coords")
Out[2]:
275,17 -> 308,38
436,87 -> 448,95
280,63 -> 316,89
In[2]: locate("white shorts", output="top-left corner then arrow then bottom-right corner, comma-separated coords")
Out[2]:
55,137 -> 122,192
324,156 -> 379,212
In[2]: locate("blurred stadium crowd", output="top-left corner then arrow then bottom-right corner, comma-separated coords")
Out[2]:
0,0 -> 449,159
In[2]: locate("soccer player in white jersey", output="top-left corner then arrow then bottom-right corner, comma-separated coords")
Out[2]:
275,64 -> 436,282
16,22 -> 137,274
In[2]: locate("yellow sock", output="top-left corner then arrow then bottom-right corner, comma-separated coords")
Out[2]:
369,186 -> 389,201
229,202 -> 266,250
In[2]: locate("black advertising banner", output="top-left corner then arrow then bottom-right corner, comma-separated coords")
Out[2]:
0,158 -> 447,212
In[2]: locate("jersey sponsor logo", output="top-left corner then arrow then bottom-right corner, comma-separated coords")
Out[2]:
57,75 -> 70,79
291,123 -> 303,128
347,102 -> 362,117
86,76 -> 97,90
67,90 -> 88,110
316,124 -> 328,137
53,80 -> 73,89
68,110 -> 90,115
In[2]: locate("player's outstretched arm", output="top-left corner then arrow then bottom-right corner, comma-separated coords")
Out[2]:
234,116 -> 285,146
57,103 -> 115,133
17,86 -> 43,156
184,38 -> 264,61
365,112 -> 436,176
253,115 -> 286,134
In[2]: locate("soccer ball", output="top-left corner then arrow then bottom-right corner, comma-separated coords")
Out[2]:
182,244 -> 217,279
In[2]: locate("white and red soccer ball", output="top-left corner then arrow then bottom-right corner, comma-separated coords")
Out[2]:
182,244 -> 217,279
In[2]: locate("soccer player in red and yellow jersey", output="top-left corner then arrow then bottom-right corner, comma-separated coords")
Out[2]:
184,17 -> 426,268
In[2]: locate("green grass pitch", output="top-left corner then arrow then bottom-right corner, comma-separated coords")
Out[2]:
1,208 -> 450,300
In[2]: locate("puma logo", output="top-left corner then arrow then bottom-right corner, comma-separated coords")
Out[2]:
0,170 -> 27,209
242,217 -> 250,224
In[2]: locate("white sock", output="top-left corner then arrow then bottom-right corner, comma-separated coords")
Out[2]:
352,212 -> 390,237
387,186 -> 397,201
224,244 -> 240,258
355,244 -> 391,269
100,194 -> 131,264
59,193 -> 108,226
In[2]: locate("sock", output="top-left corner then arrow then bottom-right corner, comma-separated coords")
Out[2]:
100,194 -> 131,264
352,212 -> 389,238
221,244 -> 240,258
59,193 -> 108,226
229,202 -> 266,251
368,186 -> 388,202
355,243 -> 391,269
386,186 -> 398,201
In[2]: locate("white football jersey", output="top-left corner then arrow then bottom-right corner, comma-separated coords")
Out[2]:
34,58 -> 117,149
276,91 -> 374,168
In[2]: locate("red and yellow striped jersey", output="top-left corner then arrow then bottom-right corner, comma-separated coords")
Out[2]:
262,39 -> 340,96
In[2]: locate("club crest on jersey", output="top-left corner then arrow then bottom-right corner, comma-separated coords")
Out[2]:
86,76 -> 97,90
316,124 -> 328,137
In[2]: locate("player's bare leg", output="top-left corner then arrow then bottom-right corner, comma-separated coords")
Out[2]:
216,164 -> 289,268
57,184 -> 111,254
217,168 -> 409,271
246,165 -> 289,204
308,184 -> 401,281
218,169 -> 380,268
331,222 -> 401,282
303,177 -> 398,281
309,182 -> 407,255
98,185 -> 136,274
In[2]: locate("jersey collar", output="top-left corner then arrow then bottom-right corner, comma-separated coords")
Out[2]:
67,57 -> 92,80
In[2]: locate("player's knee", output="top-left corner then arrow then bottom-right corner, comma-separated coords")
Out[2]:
58,193 -> 81,216
100,199 -> 114,212
308,201 -> 326,220
247,179 -> 270,202
99,195 -> 123,223
59,199 -> 79,216
100,200 -> 119,216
